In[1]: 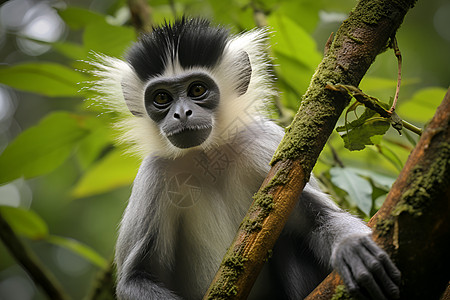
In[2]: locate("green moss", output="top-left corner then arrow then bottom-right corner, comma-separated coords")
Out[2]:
224,255 -> 247,272
374,217 -> 395,236
354,0 -> 388,25
393,143 -> 450,217
242,216 -> 263,232
207,255 -> 248,299
254,193 -> 274,210
243,157 -> 301,232
346,33 -> 364,44
331,285 -> 354,300
351,0 -> 416,27
242,192 -> 274,232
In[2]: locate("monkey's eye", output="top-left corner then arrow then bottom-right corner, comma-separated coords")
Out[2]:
153,92 -> 172,108
188,83 -> 207,98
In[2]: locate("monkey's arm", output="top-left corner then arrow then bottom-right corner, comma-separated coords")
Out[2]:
115,157 -> 181,300
116,241 -> 181,300
292,179 -> 401,299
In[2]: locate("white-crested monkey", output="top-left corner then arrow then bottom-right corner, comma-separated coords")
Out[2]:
89,18 -> 400,300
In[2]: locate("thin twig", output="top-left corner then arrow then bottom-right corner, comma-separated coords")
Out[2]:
390,37 -> 402,113
328,143 -> 345,168
325,83 -> 391,118
324,32 -> 334,56
86,260 -> 116,300
250,1 -> 268,28
127,0 -> 153,35
402,120 -> 423,135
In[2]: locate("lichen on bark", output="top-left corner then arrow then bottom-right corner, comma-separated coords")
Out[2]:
393,143 -> 450,217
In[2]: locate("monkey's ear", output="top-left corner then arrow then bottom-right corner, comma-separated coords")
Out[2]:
121,79 -> 145,117
235,51 -> 252,96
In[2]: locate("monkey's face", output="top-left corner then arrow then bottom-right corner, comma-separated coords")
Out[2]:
144,71 -> 220,149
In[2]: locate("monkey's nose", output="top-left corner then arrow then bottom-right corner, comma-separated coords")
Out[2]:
174,110 -> 192,121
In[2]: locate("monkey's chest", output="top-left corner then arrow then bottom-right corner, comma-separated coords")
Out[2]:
150,151 -> 269,298
155,183 -> 257,299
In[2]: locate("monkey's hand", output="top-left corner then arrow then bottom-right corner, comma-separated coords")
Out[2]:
331,234 -> 401,300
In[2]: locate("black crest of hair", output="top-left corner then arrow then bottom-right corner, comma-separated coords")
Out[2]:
126,17 -> 230,81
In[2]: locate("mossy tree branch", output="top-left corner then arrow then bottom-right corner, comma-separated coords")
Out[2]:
306,88 -> 450,299
204,0 -> 418,298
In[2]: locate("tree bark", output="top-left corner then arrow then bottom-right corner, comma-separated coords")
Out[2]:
204,0 -> 418,298
306,88 -> 450,299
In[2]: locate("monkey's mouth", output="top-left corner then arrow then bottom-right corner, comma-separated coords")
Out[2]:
166,126 -> 212,149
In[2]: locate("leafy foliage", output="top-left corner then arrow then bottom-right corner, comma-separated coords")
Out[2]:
0,112 -> 88,184
0,63 -> 87,97
330,167 -> 373,215
71,149 -> 140,199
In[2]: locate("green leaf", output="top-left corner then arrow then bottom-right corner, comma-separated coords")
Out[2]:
339,118 -> 390,151
397,87 -> 447,123
0,206 -> 49,239
276,53 -> 315,109
0,112 -> 89,184
71,149 -> 140,198
277,1 -> 321,33
347,167 -> 396,190
337,105 -> 377,133
58,6 -> 105,29
268,13 -> 322,109
268,14 -> 322,70
83,22 -> 135,58
209,0 -> 254,30
330,167 -> 373,215
0,63 -> 87,97
336,104 -> 391,151
53,41 -> 88,60
47,235 -> 107,268
76,117 -> 114,170
375,141 -> 404,172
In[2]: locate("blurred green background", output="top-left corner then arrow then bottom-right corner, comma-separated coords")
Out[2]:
0,0 -> 448,299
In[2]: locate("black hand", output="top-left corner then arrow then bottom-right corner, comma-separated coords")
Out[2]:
333,234 -> 401,300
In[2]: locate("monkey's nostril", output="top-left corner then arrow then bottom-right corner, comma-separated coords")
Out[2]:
186,110 -> 192,117
174,113 -> 180,119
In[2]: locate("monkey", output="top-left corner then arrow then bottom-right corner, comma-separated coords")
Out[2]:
89,17 -> 401,300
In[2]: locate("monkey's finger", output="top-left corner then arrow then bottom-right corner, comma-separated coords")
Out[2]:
345,251 -> 387,300
363,238 -> 401,285
357,243 -> 399,299
338,262 -> 368,300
